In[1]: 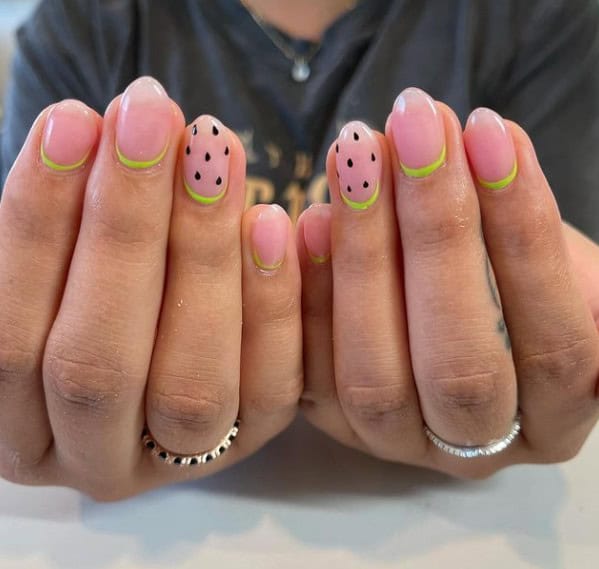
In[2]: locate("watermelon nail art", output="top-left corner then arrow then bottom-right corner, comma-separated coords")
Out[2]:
183,115 -> 230,204
336,121 -> 381,210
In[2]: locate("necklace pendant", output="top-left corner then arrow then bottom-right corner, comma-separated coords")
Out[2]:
292,59 -> 310,82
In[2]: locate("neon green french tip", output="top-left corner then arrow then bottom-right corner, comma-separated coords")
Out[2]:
40,145 -> 89,172
478,161 -> 518,190
116,142 -> 168,170
309,253 -> 330,265
183,179 -> 227,205
400,145 -> 447,178
340,181 -> 380,211
252,249 -> 283,271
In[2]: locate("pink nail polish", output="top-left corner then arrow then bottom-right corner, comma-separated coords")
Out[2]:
464,108 -> 518,190
391,87 -> 446,178
336,121 -> 381,210
41,100 -> 97,171
183,115 -> 231,204
116,76 -> 171,169
303,204 -> 331,263
252,205 -> 288,271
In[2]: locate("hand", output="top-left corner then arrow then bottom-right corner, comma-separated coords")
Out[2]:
297,88 -> 599,479
0,77 -> 302,500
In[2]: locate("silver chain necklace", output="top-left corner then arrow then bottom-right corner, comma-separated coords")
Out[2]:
239,1 -> 355,82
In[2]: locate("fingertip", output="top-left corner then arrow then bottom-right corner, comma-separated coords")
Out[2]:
301,204 -> 332,265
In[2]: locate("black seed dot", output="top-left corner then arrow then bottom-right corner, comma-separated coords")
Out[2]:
205,152 -> 211,162
363,181 -> 369,188
194,171 -> 201,181
159,451 -> 168,460
174,457 -> 182,465
371,153 -> 376,162
185,146 -> 191,155
192,125 -> 197,136
145,440 -> 155,449
216,176 -> 222,185
190,457 -> 199,465
335,144 -> 339,153
353,132 -> 359,141
347,185 -> 352,193
336,170 -> 340,178
347,158 -> 353,168
206,454 -> 213,462
212,125 -> 219,136
225,146 -> 229,156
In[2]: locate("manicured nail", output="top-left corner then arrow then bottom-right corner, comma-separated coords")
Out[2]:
464,108 -> 518,190
303,204 -> 331,264
183,115 -> 230,204
116,76 -> 171,169
335,121 -> 381,210
252,205 -> 288,271
41,101 -> 97,171
391,87 -> 446,178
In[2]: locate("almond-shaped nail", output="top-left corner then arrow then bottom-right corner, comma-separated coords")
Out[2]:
116,76 -> 171,169
303,204 -> 331,263
252,205 -> 288,271
41,100 -> 97,171
391,87 -> 446,178
183,115 -> 230,204
336,121 -> 381,210
464,108 -> 518,190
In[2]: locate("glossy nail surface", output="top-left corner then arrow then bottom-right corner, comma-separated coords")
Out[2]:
303,204 -> 331,263
252,205 -> 288,271
391,87 -> 446,178
183,115 -> 230,204
116,76 -> 171,169
41,100 -> 97,171
336,121 -> 381,210
464,108 -> 518,190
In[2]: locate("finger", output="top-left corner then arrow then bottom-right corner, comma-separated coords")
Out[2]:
42,77 -> 184,495
464,109 -> 599,462
387,88 -> 518,451
0,101 -> 99,483
144,115 -> 244,461
327,121 -> 426,462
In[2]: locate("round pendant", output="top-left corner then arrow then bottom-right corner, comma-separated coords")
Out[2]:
292,59 -> 310,82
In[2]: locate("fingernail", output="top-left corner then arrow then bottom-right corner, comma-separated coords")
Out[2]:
464,108 -> 518,190
303,204 -> 331,264
41,101 -> 97,171
116,76 -> 171,169
391,87 -> 446,178
335,121 -> 381,210
183,115 -> 230,204
252,205 -> 288,271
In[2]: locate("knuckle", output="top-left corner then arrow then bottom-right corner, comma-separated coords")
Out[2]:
247,372 -> 303,415
150,384 -> 229,435
339,381 -> 413,425
430,370 -> 502,414
0,344 -> 37,389
258,294 -> 300,326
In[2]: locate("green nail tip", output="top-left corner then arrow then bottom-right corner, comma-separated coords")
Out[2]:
116,142 -> 168,170
252,249 -> 283,271
478,161 -> 518,190
183,179 -> 227,205
340,181 -> 380,211
400,145 -> 447,178
40,145 -> 89,172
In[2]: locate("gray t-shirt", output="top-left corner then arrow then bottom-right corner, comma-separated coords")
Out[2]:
3,0 -> 599,239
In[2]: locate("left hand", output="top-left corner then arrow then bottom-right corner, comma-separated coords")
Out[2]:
297,88 -> 599,479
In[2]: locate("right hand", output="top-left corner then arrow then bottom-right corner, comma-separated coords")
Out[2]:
0,77 -> 303,501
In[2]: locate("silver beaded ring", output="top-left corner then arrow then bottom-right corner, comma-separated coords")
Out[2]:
141,419 -> 240,467
424,414 -> 521,459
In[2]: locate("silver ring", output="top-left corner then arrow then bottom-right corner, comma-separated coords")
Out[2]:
424,414 -> 521,458
141,419 -> 240,467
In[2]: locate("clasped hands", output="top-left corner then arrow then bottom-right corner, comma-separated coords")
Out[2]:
1,77 -> 599,501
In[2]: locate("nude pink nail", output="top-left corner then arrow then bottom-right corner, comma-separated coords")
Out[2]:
252,205 -> 288,271
335,121 -> 381,210
116,76 -> 171,169
41,100 -> 97,171
303,204 -> 331,263
183,115 -> 231,204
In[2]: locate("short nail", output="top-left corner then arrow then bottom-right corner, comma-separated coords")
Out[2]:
303,204 -> 331,264
116,76 -> 171,169
335,121 -> 381,210
183,115 -> 230,204
252,205 -> 288,271
41,101 -> 97,171
465,108 -> 518,190
391,87 -> 446,178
